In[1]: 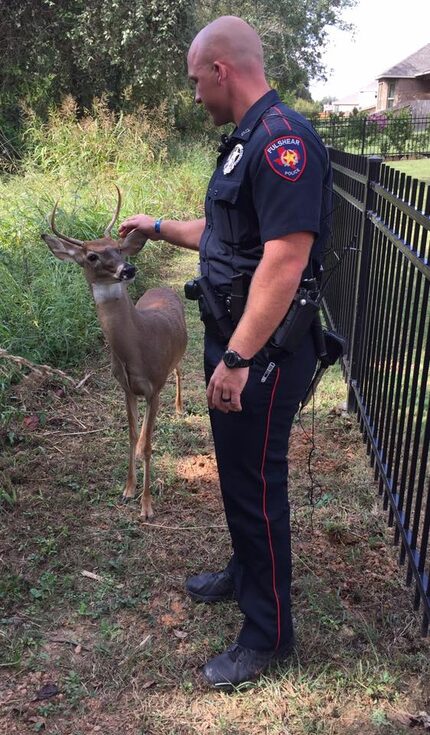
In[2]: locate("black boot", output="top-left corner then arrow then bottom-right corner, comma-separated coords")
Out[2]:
185,568 -> 235,602
201,642 -> 294,691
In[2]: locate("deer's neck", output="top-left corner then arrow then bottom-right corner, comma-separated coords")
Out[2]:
91,282 -> 141,354
92,282 -> 125,306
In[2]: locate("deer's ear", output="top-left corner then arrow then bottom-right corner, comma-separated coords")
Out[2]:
120,229 -> 147,256
41,234 -> 85,265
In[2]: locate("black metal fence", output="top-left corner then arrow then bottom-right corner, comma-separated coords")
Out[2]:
323,148 -> 430,633
312,115 -> 430,159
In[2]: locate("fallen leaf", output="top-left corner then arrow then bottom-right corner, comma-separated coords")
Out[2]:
142,680 -> 156,689
34,683 -> 60,701
171,599 -> 185,615
23,415 -> 39,430
173,629 -> 188,639
81,570 -> 104,582
326,528 -> 360,545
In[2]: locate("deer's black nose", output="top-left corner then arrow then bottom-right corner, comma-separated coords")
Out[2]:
121,264 -> 136,280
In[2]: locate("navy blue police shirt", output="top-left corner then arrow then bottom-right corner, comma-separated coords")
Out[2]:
199,89 -> 332,293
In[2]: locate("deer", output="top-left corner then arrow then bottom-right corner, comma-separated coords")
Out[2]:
41,186 -> 187,519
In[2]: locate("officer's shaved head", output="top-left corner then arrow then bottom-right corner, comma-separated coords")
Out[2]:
189,16 -> 264,72
187,16 -> 269,126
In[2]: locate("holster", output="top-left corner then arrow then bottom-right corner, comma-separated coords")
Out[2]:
193,277 -> 234,340
270,278 -> 321,354
186,273 -> 251,341
301,316 -> 347,407
229,273 -> 252,325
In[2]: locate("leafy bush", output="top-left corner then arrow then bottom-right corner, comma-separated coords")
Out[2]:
292,99 -> 321,117
313,109 -> 428,157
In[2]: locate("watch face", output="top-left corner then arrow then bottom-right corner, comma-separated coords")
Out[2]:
223,350 -> 238,368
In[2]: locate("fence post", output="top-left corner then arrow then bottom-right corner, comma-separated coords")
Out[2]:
361,117 -> 367,155
347,154 -> 383,412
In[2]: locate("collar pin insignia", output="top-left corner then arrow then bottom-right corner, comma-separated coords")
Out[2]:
223,144 -> 244,175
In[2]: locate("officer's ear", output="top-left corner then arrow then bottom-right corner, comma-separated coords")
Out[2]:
214,62 -> 227,85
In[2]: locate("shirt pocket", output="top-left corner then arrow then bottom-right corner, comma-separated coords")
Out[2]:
211,179 -> 249,244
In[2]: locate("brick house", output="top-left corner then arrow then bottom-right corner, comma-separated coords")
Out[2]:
376,43 -> 430,113
326,81 -> 378,115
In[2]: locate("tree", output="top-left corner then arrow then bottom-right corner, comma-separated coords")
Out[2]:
196,0 -> 356,95
0,0 -> 196,119
320,96 -> 337,106
0,0 -> 356,140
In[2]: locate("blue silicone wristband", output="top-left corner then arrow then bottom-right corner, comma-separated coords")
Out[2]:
154,218 -> 163,234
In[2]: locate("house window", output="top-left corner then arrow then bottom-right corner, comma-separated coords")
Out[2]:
387,81 -> 396,109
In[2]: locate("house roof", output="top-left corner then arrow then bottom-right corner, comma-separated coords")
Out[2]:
378,43 -> 430,79
334,81 -> 378,106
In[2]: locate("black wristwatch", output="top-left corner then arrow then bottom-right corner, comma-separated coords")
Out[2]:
222,349 -> 254,369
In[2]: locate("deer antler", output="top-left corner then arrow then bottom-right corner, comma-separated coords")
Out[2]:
104,185 -> 122,238
50,201 -> 84,246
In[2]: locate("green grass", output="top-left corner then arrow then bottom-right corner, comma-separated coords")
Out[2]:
387,158 -> 430,183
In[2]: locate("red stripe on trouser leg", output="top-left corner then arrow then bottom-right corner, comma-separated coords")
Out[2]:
260,366 -> 282,650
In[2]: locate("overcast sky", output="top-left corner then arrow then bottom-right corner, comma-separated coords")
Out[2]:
308,0 -> 429,101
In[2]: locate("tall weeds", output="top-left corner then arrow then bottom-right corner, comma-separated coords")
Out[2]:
23,96 -> 172,176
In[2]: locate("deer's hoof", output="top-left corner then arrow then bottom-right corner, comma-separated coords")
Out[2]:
140,505 -> 154,521
121,494 -> 136,504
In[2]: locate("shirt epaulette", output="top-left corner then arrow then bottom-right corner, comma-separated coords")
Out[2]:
261,106 -> 294,136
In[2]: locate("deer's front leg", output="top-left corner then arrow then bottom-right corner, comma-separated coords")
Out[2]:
123,392 -> 139,501
137,394 -> 159,520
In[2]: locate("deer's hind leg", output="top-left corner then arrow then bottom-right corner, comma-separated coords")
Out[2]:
123,391 -> 139,501
136,393 -> 160,520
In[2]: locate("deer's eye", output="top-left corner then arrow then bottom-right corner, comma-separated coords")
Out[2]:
87,252 -> 98,263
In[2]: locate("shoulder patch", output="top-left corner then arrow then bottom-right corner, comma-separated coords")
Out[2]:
264,136 -> 307,182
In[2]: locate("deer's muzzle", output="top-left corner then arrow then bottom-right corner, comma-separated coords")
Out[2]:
119,264 -> 136,281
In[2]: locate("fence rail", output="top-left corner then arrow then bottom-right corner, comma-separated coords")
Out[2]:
312,115 -> 430,159
322,148 -> 430,633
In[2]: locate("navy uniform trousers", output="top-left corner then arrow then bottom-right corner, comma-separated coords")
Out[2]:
204,329 -> 317,652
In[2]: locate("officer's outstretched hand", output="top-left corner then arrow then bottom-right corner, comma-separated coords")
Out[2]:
119,214 -> 160,240
207,362 -> 249,413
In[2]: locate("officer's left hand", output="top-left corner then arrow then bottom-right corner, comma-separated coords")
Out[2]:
207,362 -> 249,413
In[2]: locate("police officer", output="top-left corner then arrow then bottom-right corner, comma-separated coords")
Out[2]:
119,16 -> 332,690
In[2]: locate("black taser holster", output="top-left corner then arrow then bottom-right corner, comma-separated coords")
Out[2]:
269,279 -> 320,353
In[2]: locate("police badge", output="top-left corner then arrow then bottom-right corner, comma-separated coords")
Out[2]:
223,143 -> 244,175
